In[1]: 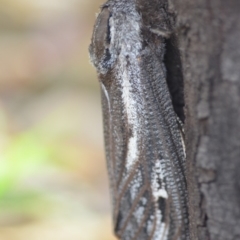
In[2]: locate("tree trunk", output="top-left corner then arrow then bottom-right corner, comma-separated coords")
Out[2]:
168,0 -> 240,239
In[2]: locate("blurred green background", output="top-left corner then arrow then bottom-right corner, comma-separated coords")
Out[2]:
0,0 -> 116,239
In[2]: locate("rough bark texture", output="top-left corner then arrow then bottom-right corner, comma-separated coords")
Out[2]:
168,0 -> 240,239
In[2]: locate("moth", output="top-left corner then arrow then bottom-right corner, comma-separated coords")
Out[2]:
89,0 -> 189,239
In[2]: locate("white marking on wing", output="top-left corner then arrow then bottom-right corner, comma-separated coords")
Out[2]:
101,83 -> 111,109
150,160 -> 170,239
154,189 -> 168,199
180,130 -> 186,158
151,159 -> 168,200
121,67 -> 139,171
111,13 -> 142,172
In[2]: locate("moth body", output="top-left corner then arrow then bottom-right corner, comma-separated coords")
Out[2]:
89,0 -> 189,239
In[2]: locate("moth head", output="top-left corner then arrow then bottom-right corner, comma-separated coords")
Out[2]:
89,7 -> 117,75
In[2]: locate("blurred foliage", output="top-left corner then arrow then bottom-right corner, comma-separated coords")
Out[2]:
0,131 -> 47,197
0,0 -> 116,239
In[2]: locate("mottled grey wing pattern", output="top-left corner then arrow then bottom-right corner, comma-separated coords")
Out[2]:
89,0 -> 189,240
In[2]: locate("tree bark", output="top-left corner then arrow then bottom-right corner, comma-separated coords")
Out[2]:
168,0 -> 240,239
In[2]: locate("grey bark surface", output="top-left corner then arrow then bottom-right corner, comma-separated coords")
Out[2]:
167,0 -> 240,239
